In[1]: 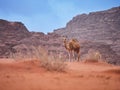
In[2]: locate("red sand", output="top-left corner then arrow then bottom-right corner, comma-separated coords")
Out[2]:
0,59 -> 120,90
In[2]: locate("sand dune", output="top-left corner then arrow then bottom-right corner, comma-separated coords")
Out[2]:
0,59 -> 120,90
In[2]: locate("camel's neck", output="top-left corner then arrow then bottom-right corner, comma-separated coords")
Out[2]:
64,40 -> 68,49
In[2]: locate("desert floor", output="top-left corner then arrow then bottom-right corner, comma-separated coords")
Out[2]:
0,59 -> 120,90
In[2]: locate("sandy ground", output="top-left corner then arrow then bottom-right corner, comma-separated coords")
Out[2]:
0,59 -> 120,90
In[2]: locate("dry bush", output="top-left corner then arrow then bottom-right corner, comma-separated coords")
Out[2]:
39,49 -> 67,72
40,58 -> 66,72
9,45 -> 67,72
83,49 -> 102,63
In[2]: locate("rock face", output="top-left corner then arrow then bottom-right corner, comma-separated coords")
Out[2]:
0,19 -> 31,57
0,19 -> 64,58
54,6 -> 120,65
0,6 -> 120,65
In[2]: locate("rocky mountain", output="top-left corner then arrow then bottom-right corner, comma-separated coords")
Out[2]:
0,19 -> 31,57
0,19 -> 64,58
54,6 -> 120,65
0,6 -> 120,65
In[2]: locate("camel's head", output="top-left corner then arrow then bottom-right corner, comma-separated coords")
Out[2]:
62,36 -> 68,43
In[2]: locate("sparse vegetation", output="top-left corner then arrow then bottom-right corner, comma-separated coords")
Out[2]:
9,45 -> 67,72
83,49 -> 102,63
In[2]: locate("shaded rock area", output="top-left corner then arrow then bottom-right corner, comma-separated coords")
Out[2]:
0,19 -> 65,58
0,19 -> 31,57
54,6 -> 120,65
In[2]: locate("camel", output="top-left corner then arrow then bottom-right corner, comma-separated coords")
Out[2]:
63,37 -> 80,62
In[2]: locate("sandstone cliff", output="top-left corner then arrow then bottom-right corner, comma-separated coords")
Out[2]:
0,19 -> 63,58
54,6 -> 120,64
0,6 -> 120,65
0,19 -> 31,57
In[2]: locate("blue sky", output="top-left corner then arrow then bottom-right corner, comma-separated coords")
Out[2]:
0,0 -> 120,34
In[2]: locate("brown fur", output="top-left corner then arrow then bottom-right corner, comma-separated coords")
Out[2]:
63,38 -> 80,61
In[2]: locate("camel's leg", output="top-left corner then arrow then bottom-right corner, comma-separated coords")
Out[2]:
75,52 -> 78,61
72,51 -> 75,62
77,52 -> 80,62
69,53 -> 70,62
68,51 -> 71,62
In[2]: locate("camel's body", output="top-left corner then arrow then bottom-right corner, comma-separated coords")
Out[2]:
63,38 -> 80,62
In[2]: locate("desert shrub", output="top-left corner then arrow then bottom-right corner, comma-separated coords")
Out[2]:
40,58 -> 66,72
39,49 -> 66,72
83,49 -> 102,63
9,45 -> 67,72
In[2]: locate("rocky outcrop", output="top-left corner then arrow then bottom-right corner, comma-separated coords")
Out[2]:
0,19 -> 63,58
0,6 -> 120,65
54,6 -> 120,65
0,19 -> 31,57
